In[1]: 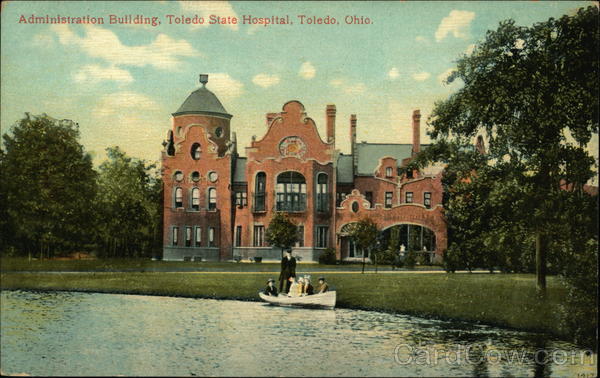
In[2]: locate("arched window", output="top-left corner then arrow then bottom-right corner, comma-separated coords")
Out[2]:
253,172 -> 266,211
174,187 -> 183,208
191,187 -> 200,210
191,143 -> 201,160
276,171 -> 306,211
208,188 -> 217,210
316,173 -> 329,212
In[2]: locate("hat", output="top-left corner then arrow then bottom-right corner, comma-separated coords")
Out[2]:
267,278 -> 275,283
318,277 -> 325,281
285,248 -> 292,253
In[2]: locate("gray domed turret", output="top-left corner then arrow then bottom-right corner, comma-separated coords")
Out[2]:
172,74 -> 233,119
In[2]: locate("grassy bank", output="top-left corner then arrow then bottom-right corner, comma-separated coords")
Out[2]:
0,257 -> 442,272
0,271 -> 570,340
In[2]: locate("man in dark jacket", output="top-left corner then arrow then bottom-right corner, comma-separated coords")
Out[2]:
279,249 -> 296,293
264,278 -> 278,296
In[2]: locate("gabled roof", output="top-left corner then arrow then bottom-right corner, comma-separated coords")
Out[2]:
355,143 -> 429,175
336,154 -> 354,183
233,157 -> 247,183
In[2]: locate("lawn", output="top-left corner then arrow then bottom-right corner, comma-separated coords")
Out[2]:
0,270 -> 569,340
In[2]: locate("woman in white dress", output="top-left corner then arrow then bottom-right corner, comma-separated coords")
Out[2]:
287,277 -> 299,297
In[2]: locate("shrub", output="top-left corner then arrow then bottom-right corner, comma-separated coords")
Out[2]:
319,248 -> 337,265
404,250 -> 417,269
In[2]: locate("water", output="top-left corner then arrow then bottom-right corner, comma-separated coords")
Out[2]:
0,290 -> 595,377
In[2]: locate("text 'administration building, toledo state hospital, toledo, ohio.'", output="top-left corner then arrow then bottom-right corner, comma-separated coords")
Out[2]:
161,74 -> 447,263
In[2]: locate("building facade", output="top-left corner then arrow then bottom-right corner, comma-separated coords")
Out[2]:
162,75 -> 447,262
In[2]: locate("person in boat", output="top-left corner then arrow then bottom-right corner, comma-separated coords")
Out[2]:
303,275 -> 314,296
287,277 -> 299,297
279,248 -> 297,294
296,277 -> 305,296
316,277 -> 329,294
264,278 -> 278,297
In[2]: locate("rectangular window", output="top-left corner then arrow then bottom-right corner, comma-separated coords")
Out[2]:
385,192 -> 393,208
235,225 -> 242,247
424,192 -> 432,209
172,227 -> 179,246
185,226 -> 192,247
316,226 -> 329,248
365,192 -> 373,208
406,192 -> 413,203
406,170 -> 414,179
209,227 -> 216,247
336,192 -> 347,207
195,227 -> 202,247
253,225 -> 265,247
235,191 -> 247,208
296,225 -> 304,247
386,167 -> 393,177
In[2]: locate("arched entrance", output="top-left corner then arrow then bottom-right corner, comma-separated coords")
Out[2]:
380,224 -> 437,263
338,223 -> 370,261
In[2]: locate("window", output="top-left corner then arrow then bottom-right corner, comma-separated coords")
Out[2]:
386,167 -> 393,177
406,192 -> 413,203
296,225 -> 304,247
276,171 -> 306,211
424,192 -> 432,209
253,225 -> 265,247
191,143 -> 201,160
316,226 -> 329,248
385,192 -> 393,208
253,172 -> 266,211
208,227 -> 216,247
348,239 -> 368,258
195,227 -> 202,247
235,226 -> 242,247
175,187 -> 183,208
191,188 -> 200,210
208,188 -> 217,210
174,171 -> 183,182
336,192 -> 348,207
191,171 -> 200,182
172,227 -> 179,246
352,201 -> 359,213
185,226 -> 192,247
316,173 -> 329,212
406,170 -> 414,179
365,192 -> 373,208
235,191 -> 247,208
215,127 -> 223,138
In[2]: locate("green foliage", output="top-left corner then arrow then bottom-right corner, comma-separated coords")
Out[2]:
95,147 -> 162,258
0,114 -> 97,257
346,217 -> 378,252
318,248 -> 337,265
265,212 -> 298,252
403,249 -> 417,269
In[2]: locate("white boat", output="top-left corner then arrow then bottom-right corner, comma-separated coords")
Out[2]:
259,291 -> 336,310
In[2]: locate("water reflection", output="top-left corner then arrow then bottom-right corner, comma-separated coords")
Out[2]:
0,290 -> 595,377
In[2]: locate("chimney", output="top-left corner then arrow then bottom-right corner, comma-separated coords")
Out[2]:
199,74 -> 208,86
326,104 -> 336,143
350,114 -> 357,173
266,112 -> 277,126
412,109 -> 421,156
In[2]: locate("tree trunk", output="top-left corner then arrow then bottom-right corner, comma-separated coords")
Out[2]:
361,254 -> 366,274
536,231 -> 547,292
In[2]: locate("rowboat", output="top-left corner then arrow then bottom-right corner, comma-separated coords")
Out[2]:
258,291 -> 336,310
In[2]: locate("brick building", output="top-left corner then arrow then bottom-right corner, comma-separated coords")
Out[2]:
162,75 -> 447,262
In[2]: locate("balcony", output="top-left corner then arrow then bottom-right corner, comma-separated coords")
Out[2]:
275,193 -> 307,212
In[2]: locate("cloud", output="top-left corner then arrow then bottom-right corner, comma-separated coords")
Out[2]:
252,73 -> 280,88
388,67 -> 400,79
435,10 -> 475,42
344,83 -> 366,94
465,43 -> 476,55
73,65 -> 133,84
299,62 -> 316,79
50,24 -> 200,70
31,33 -> 54,47
179,1 -> 239,30
93,92 -> 158,116
415,35 -> 428,43
437,68 -> 455,85
412,72 -> 431,81
330,78 -> 344,87
205,72 -> 244,101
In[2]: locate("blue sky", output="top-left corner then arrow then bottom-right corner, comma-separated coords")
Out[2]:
1,1 -> 596,176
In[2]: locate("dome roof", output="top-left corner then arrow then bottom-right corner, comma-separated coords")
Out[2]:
172,74 -> 232,119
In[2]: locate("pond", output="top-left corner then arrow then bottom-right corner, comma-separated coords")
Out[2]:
0,290 -> 595,376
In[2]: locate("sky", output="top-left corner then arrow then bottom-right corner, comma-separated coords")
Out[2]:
1,1 -> 597,181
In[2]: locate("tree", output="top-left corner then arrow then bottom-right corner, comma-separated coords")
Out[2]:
95,147 -> 162,258
347,217 -> 379,273
0,114 -> 97,258
265,212 -> 298,258
422,6 -> 598,291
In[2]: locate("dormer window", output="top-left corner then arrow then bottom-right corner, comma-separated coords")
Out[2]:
386,167 -> 393,177
191,143 -> 201,160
